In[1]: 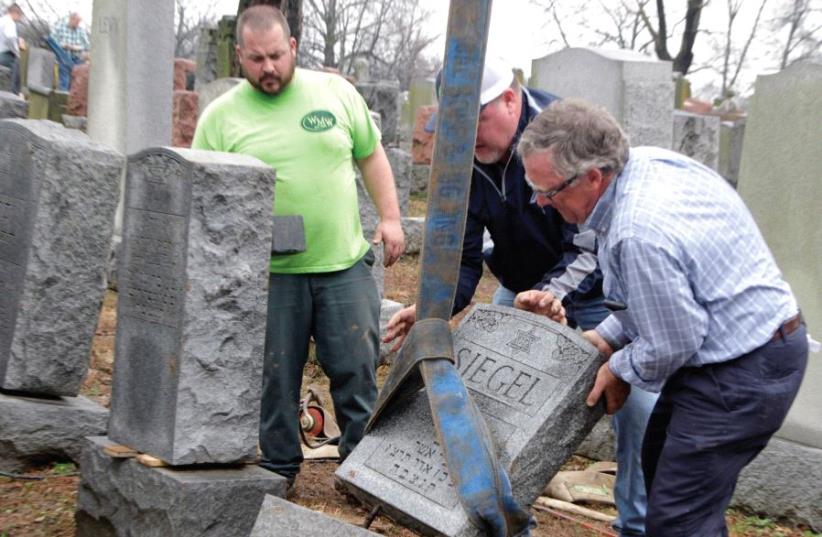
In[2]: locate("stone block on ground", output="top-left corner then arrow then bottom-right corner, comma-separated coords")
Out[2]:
411,163 -> 430,194
197,77 -> 243,116
378,299 -> 404,365
108,148 -> 274,465
530,48 -> 673,148
356,81 -> 400,146
732,437 -> 822,531
0,391 -> 107,472
172,90 -> 198,148
76,436 -> 285,537
0,119 -> 123,396
672,110 -> 720,170
67,63 -> 89,117
402,216 -> 424,255
0,90 -> 27,118
336,304 -> 604,536
250,494 -> 380,536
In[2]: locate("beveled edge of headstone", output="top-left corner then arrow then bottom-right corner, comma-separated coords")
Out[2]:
134,145 -> 273,172
0,118 -> 120,154
251,494 -> 381,536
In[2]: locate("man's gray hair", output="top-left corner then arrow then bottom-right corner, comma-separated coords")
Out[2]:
517,98 -> 630,177
237,5 -> 291,46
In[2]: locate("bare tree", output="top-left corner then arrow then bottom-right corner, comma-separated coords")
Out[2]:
637,0 -> 704,75
771,0 -> 822,68
174,0 -> 220,59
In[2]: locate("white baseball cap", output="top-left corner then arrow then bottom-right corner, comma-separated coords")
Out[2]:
425,57 -> 515,132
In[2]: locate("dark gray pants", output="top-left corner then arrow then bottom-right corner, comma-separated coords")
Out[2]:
259,255 -> 380,478
642,322 -> 808,537
0,51 -> 20,94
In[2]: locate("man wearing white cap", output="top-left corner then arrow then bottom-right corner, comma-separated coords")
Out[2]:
385,59 -> 657,537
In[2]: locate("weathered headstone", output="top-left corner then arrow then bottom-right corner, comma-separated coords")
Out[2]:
0,90 -> 27,118
108,147 -> 274,465
0,119 -> 123,395
672,110 -> 720,170
76,436 -> 285,537
530,48 -> 674,148
718,119 -> 746,187
411,163 -> 430,194
356,81 -> 400,146
250,494 -> 380,536
197,77 -> 243,116
25,47 -> 56,93
195,26 -> 219,92
402,216 -> 424,255
734,62 -> 822,531
336,304 -> 604,536
0,391 -> 107,472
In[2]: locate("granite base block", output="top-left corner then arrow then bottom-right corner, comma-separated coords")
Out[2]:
250,494 -> 379,536
732,436 -> 822,531
0,390 -> 107,472
76,436 -> 286,537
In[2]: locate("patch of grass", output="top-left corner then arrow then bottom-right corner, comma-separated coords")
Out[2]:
51,462 -> 77,476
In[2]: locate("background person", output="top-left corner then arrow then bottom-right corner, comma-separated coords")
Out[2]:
192,5 -> 404,493
0,3 -> 25,95
517,98 -> 808,536
48,11 -> 90,91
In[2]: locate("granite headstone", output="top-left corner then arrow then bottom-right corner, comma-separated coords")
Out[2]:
108,147 -> 274,465
336,304 -> 604,536
0,90 -> 27,118
672,110 -> 720,170
0,119 -> 123,396
250,494 -> 380,536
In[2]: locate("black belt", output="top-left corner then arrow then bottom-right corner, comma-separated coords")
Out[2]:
771,313 -> 802,342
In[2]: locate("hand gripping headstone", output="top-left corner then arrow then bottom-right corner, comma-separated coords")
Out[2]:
344,1 -> 532,535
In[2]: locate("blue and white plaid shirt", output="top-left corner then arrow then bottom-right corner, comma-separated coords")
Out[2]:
588,147 -> 798,392
51,18 -> 89,53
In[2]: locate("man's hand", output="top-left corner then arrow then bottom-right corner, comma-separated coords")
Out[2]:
586,362 -> 630,414
18,37 -> 26,51
373,218 -> 404,267
382,304 -> 416,352
582,329 -> 614,359
513,290 -> 566,324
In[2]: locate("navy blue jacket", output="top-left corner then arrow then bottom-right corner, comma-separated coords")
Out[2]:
454,87 -> 603,315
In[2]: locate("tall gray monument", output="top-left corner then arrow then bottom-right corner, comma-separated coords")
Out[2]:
108,147 -> 274,465
734,62 -> 822,531
530,48 -> 674,148
337,304 -> 604,536
0,119 -> 123,396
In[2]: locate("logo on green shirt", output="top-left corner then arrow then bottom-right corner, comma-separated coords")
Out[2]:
300,110 -> 337,132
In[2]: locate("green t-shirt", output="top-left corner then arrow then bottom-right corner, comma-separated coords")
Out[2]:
192,68 -> 380,273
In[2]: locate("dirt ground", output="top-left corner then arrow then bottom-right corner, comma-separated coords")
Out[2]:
0,252 -> 818,537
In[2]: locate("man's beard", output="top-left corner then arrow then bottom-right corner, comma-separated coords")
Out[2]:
249,59 -> 295,96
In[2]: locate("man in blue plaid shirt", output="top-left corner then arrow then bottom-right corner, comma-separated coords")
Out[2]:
516,98 -> 808,537
49,12 -> 89,91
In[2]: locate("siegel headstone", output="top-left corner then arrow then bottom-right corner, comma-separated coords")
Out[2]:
337,304 -> 604,536
108,147 -> 274,465
530,48 -> 674,148
0,119 -> 122,396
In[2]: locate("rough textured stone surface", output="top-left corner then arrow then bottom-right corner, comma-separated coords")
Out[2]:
67,63 -> 89,117
337,304 -> 604,536
402,216 -> 424,255
356,81 -> 400,146
411,163 -> 430,194
197,77 -> 242,116
172,90 -> 198,148
251,494 -> 380,536
0,65 -> 11,92
412,105 -> 436,164
386,147 -> 411,216
0,91 -> 27,118
574,415 -> 615,462
530,48 -> 673,148
378,299 -> 404,365
718,119 -> 745,187
733,437 -> 822,531
0,391 -> 107,472
0,120 -> 123,396
737,62 -> 822,451
672,110 -> 720,170
174,58 -> 197,91
271,215 -> 306,254
25,47 -> 57,93
62,114 -> 87,131
76,436 -> 285,537
109,148 -> 274,465
194,26 -> 219,92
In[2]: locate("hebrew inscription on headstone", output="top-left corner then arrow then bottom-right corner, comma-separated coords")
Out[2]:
0,119 -> 122,396
337,304 -> 604,536
109,147 -> 274,465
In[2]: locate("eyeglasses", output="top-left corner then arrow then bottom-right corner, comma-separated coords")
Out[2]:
526,173 -> 580,201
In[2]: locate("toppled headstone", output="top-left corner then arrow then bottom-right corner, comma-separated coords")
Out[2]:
0,119 -> 123,396
672,110 -> 720,170
250,494 -> 380,536
337,304 -> 604,536
0,90 -> 27,118
76,436 -> 285,537
108,147 -> 274,465
0,391 -> 107,472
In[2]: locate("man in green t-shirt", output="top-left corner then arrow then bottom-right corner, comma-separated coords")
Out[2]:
192,5 -> 404,489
